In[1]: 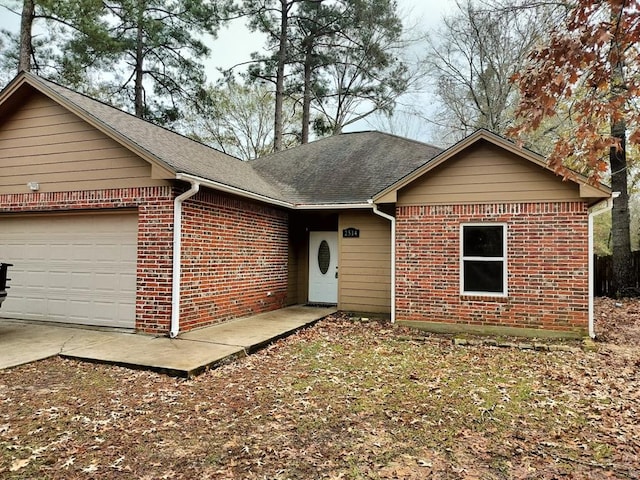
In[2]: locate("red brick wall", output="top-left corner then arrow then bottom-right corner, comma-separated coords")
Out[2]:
396,202 -> 589,334
0,186 -> 174,334
179,190 -> 289,330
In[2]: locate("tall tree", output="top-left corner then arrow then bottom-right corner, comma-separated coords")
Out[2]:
289,0 -> 341,143
245,0 -> 303,151
18,0 -> 34,71
309,0 -> 409,136
60,0 -> 232,124
426,0 -> 555,141
510,0 -> 640,296
1,0 -> 106,78
245,0 -> 410,148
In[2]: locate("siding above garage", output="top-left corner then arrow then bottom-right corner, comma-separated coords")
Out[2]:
0,93 -> 169,194
397,141 -> 584,206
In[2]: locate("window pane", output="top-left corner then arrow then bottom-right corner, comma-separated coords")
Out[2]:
318,240 -> 330,274
464,260 -> 504,293
463,226 -> 503,257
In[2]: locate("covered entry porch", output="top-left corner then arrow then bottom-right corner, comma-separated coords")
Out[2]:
287,209 -> 392,316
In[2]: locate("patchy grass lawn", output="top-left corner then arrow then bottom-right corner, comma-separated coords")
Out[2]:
1,299 -> 639,479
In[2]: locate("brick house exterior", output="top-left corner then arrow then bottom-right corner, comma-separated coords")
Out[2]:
0,72 -> 611,338
0,73 -> 292,335
373,134 -> 609,338
0,187 -> 175,333
0,186 -> 289,335
178,191 -> 288,332
395,202 -> 589,335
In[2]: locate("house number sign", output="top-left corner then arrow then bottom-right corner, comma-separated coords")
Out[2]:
342,227 -> 360,238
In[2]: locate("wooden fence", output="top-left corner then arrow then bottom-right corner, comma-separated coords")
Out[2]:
594,252 -> 640,296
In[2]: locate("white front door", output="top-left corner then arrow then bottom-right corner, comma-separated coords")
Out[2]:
308,231 -> 338,304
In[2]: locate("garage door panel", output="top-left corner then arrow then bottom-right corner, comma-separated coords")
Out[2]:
19,269 -> 46,288
121,272 -> 136,288
50,299 -> 72,317
70,273 -> 92,289
0,213 -> 137,329
72,245 -> 96,261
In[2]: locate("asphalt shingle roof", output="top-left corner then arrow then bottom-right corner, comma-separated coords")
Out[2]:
10,74 -> 444,206
250,132 -> 443,204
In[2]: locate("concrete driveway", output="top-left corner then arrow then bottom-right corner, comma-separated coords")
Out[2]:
0,305 -> 336,376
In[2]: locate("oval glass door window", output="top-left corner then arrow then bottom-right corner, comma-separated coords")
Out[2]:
318,240 -> 330,274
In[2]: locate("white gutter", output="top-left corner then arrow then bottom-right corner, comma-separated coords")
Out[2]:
295,203 -> 372,210
176,172 -> 292,209
588,192 -> 618,339
170,180 -> 200,338
176,173 -> 372,211
369,200 -> 396,323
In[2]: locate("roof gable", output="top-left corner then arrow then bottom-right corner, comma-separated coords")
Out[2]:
374,129 -> 610,204
0,90 -> 168,194
0,73 -> 287,203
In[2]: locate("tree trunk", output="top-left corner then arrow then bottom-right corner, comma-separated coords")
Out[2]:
609,15 -> 635,297
610,118 -> 634,296
301,41 -> 313,144
18,0 -> 35,72
273,0 -> 289,152
134,2 -> 145,118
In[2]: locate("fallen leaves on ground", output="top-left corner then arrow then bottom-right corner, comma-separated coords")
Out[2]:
0,300 -> 638,479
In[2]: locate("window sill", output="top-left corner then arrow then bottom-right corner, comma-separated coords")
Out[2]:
460,295 -> 510,303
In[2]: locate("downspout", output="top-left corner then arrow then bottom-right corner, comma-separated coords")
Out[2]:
588,192 -> 618,339
170,180 -> 200,338
370,201 -> 396,323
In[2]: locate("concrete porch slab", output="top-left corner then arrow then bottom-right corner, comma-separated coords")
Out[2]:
60,334 -> 245,377
180,305 -> 337,348
0,305 -> 336,376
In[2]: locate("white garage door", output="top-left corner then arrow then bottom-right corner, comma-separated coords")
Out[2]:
0,213 -> 138,329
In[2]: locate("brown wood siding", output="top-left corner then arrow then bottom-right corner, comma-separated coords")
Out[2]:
0,93 -> 169,194
338,211 -> 391,313
397,142 -> 582,206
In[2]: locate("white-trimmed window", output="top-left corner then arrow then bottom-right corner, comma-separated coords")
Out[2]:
460,223 -> 507,296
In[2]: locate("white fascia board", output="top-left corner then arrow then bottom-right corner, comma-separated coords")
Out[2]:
294,203 -> 372,210
177,173 -> 373,211
175,173 -> 293,208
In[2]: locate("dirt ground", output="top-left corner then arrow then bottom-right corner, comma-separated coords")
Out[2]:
594,296 -> 640,346
0,298 -> 638,479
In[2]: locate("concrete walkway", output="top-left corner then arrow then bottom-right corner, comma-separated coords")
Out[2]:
0,305 -> 336,377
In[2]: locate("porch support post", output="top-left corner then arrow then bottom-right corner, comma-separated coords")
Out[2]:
588,193 -> 617,339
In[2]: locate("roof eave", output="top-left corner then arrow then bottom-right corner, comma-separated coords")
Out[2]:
293,202 -> 372,210
176,174 -> 375,210
176,173 -> 293,208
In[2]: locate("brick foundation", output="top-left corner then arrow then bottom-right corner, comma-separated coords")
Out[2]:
395,202 -> 589,334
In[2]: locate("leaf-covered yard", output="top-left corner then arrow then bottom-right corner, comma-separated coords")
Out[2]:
1,298 -> 639,479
